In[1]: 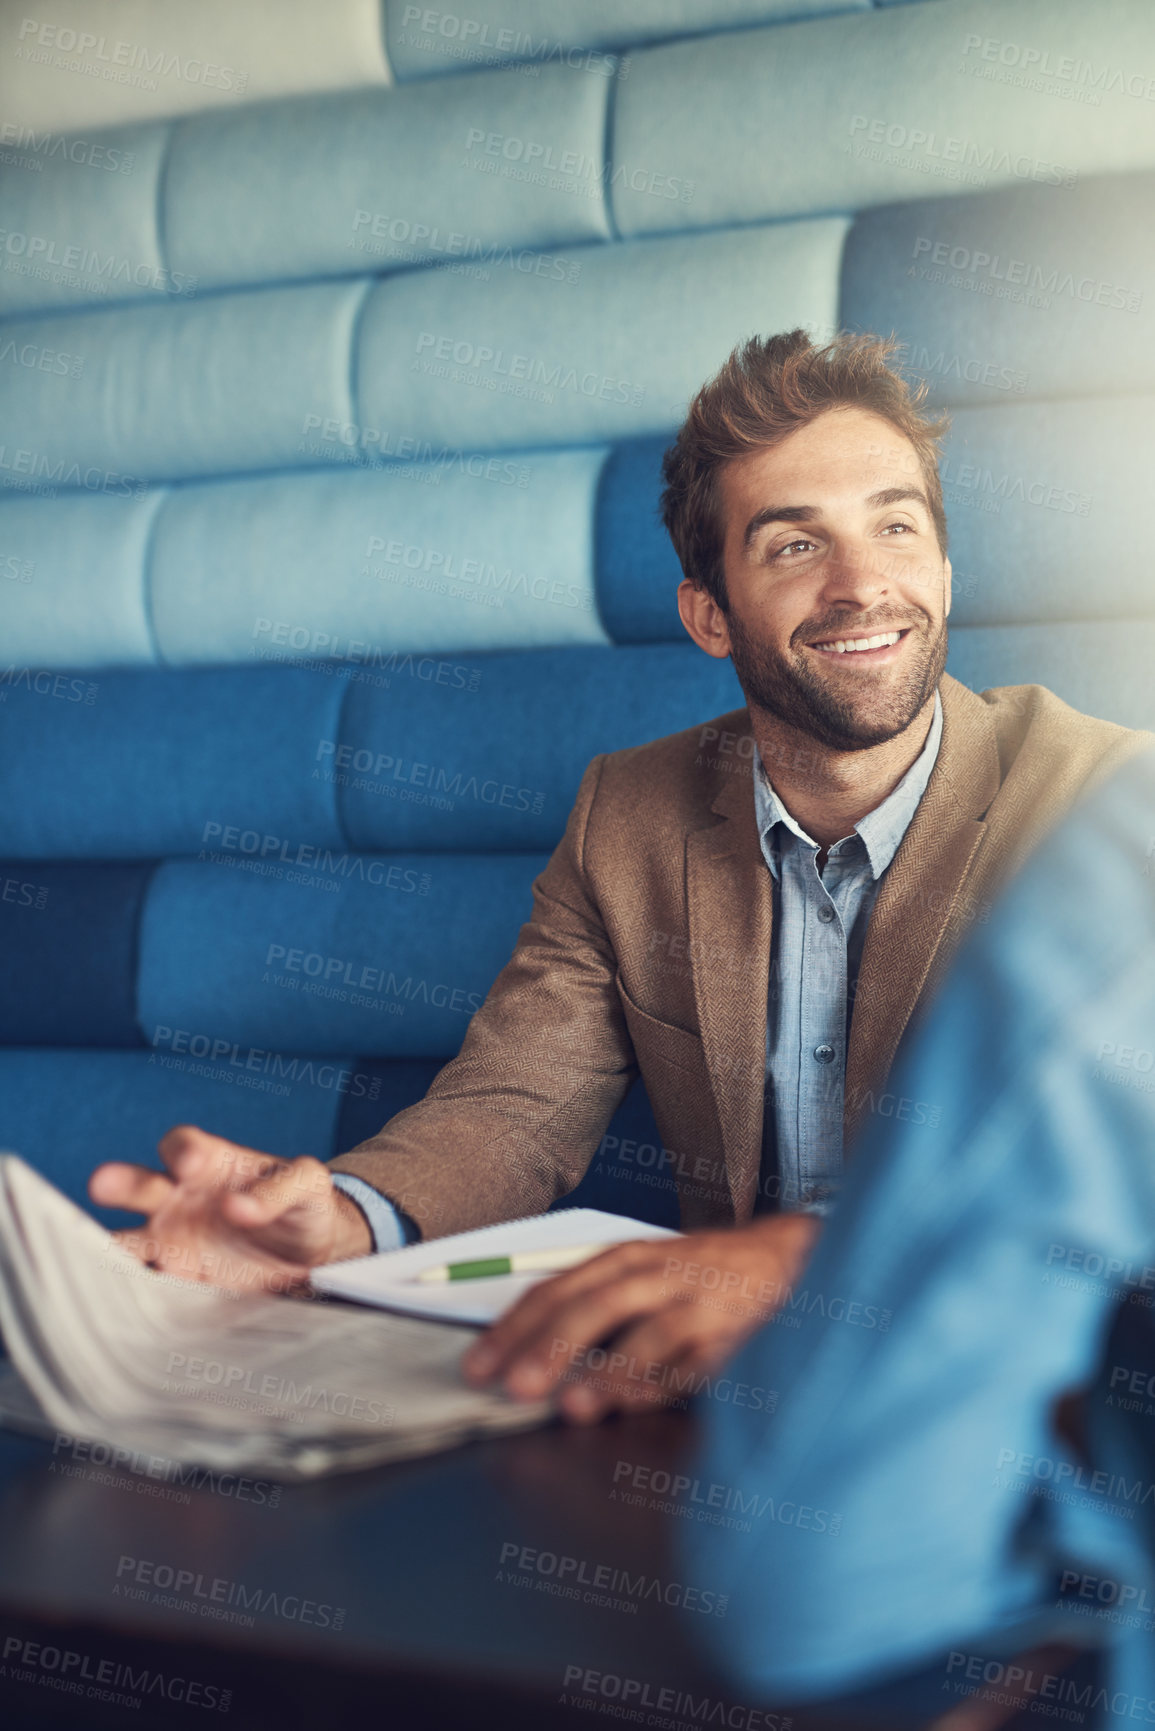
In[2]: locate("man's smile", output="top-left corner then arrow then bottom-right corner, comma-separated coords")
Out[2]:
804,626 -> 913,665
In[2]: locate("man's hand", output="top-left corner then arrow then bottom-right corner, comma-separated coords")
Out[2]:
463,1213 -> 822,1422
88,1125 -> 373,1293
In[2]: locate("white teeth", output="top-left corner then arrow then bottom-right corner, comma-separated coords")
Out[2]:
817,631 -> 902,654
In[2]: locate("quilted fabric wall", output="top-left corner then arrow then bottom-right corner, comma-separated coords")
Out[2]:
2,0 -> 1154,1217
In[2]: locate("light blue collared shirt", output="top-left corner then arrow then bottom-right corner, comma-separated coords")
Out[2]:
331,1171 -> 411,1250
752,691 -> 943,1216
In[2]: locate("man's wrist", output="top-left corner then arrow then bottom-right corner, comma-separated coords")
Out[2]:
330,1185 -> 375,1261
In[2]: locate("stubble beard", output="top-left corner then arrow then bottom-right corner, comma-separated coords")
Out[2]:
726,604 -> 948,751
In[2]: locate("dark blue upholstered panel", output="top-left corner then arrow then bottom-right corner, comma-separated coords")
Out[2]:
339,643 -> 745,850
0,666 -> 347,860
135,854 -> 549,1058
595,435 -> 684,643
0,862 -> 150,1046
0,1049 -> 346,1222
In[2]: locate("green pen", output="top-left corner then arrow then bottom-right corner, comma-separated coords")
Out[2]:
412,1242 -> 605,1284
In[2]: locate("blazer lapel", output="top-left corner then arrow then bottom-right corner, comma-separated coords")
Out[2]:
844,675 -> 1003,1148
686,756 -> 774,1220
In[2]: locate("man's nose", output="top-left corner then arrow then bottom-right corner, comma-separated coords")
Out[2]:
816,542 -> 886,605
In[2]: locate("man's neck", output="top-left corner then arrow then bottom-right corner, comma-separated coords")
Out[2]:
752,693 -> 938,849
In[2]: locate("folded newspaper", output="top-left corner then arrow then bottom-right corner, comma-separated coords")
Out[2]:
0,1156 -> 551,1480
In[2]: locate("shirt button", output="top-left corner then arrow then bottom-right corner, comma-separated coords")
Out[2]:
817,904 -> 835,924
813,1044 -> 836,1064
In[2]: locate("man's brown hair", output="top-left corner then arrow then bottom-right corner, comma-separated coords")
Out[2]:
660,329 -> 950,611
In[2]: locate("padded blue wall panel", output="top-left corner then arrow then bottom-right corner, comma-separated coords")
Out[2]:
0,1050 -> 346,1216
338,644 -> 745,849
612,1 -> 1155,237
595,435 -> 683,642
0,667 -> 346,859
165,69 -> 613,293
942,397 -> 1155,627
0,122 -> 171,318
0,489 -> 162,667
149,452 -> 609,664
840,173 -> 1155,405
333,1057 -> 444,1154
384,0 -> 869,81
2,280 -> 368,485
136,854 -> 547,1057
947,622 -> 1155,733
0,862 -> 149,1046
357,220 -> 848,450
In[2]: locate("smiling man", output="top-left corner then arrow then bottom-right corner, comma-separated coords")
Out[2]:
90,330 -> 1149,1419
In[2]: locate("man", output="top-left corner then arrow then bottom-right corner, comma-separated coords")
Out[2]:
683,744 -> 1155,1723
89,329 -> 1149,1421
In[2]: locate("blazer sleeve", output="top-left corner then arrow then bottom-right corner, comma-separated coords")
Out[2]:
328,755 -> 638,1239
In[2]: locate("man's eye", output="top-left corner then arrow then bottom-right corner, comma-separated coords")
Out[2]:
770,538 -> 816,560
881,521 -> 914,535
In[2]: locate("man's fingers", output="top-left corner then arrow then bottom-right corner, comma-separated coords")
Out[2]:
222,1155 -> 331,1226
495,1270 -> 673,1400
463,1240 -> 667,1384
560,1311 -> 715,1422
88,1162 -> 174,1216
157,1124 -> 278,1189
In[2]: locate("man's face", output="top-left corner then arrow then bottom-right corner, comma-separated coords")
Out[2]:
703,407 -> 951,751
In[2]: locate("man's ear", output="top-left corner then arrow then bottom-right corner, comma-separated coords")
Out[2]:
677,578 -> 733,660
942,556 -> 952,619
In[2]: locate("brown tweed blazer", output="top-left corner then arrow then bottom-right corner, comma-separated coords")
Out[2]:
331,676 -> 1150,1238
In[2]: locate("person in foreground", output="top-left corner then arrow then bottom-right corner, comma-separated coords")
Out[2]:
683,746 -> 1155,1721
89,330 -> 1149,1419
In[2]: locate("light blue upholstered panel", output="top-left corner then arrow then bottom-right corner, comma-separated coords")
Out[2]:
149,451 -> 609,663
0,667 -> 347,859
0,488 -> 163,666
165,68 -> 612,293
136,855 -> 547,1057
357,220 -> 849,449
612,0 -> 1155,236
384,0 -> 870,81
947,622 -> 1155,733
2,280 -> 368,484
0,1050 -> 345,1212
840,173 -> 1155,405
0,123 -> 171,318
942,398 -> 1155,627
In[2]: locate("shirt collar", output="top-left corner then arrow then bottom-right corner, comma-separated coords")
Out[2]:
752,688 -> 943,882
